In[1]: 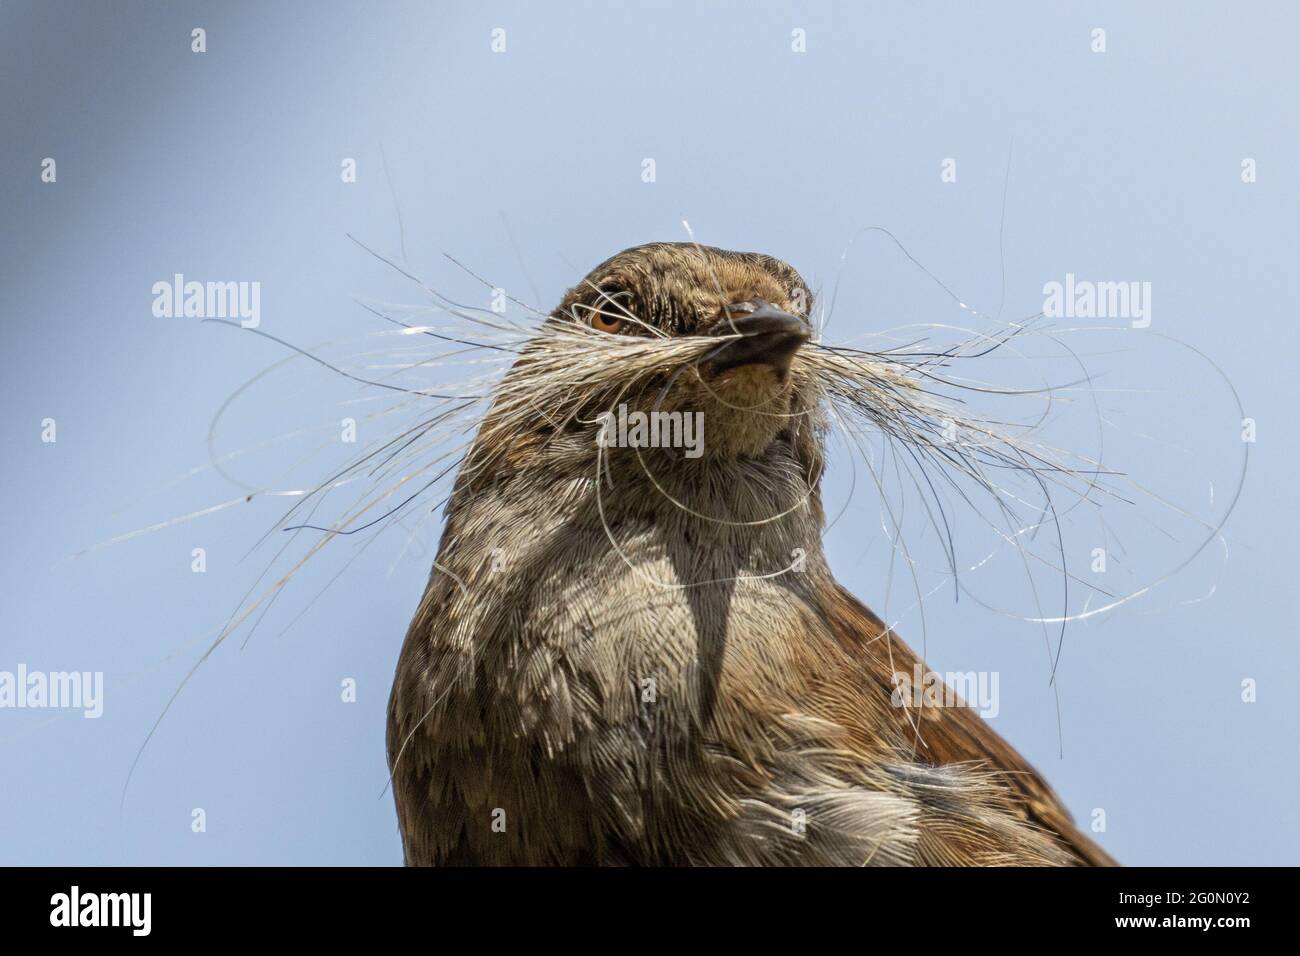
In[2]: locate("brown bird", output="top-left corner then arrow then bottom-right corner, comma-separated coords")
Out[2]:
386,242 -> 1115,866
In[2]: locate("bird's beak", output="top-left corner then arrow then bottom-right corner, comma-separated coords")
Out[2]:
705,300 -> 811,375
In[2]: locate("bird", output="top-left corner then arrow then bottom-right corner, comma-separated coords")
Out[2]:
386,241 -> 1116,866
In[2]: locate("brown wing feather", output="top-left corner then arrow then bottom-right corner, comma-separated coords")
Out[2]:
818,580 -> 1117,866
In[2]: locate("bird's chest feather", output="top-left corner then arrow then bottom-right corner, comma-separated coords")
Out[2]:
387,462 -> 855,863
398,465 -> 832,759
439,484 -> 830,746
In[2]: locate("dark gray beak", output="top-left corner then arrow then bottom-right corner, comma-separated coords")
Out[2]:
705,300 -> 811,374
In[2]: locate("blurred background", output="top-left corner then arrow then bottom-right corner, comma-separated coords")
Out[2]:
1,1 -> 1296,865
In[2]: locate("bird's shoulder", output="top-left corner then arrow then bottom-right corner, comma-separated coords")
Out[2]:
808,579 -> 1117,866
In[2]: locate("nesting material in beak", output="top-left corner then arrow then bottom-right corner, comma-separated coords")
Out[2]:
706,300 -> 811,375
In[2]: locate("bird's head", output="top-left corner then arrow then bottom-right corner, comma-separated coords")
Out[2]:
466,242 -> 828,488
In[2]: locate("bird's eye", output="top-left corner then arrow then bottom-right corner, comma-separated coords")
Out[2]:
591,311 -> 623,333
589,282 -> 628,333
